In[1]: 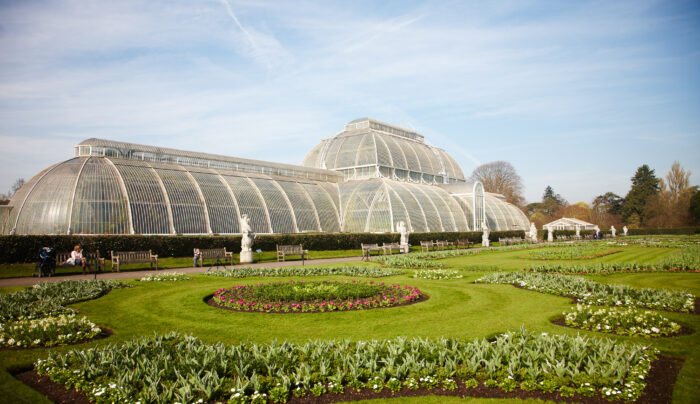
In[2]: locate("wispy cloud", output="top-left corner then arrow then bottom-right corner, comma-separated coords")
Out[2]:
0,0 -> 698,202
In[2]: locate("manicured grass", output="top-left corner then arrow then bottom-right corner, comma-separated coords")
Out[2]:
0,244 -> 698,404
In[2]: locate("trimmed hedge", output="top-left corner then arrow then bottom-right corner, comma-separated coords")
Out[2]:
627,227 -> 700,235
535,228 -> 700,239
0,231 -> 526,263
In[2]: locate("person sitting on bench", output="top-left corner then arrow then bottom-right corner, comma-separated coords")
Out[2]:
65,245 -> 92,274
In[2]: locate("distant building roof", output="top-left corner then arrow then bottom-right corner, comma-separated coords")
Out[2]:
543,217 -> 596,230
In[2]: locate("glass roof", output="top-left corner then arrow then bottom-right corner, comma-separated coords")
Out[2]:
302,118 -> 466,184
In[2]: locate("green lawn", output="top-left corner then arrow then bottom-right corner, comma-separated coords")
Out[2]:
0,244 -> 698,403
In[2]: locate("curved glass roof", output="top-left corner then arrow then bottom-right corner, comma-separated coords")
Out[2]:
77,138 -> 343,183
302,118 -> 466,184
6,118 -> 530,235
8,157 -> 341,235
338,178 -> 528,233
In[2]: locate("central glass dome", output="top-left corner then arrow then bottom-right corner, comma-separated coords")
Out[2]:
302,118 -> 465,184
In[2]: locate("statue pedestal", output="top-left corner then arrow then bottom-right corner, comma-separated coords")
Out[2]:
482,240 -> 489,247
400,244 -> 409,254
240,250 -> 254,264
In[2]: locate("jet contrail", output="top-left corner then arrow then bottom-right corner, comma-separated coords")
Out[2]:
218,0 -> 257,49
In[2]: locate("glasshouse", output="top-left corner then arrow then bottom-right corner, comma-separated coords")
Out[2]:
1,118 -> 529,235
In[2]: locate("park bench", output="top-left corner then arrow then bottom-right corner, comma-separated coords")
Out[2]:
196,247 -> 233,268
420,240 -> 433,252
361,243 -> 381,261
276,244 -> 309,262
110,250 -> 158,272
382,242 -> 402,255
456,239 -> 474,249
35,250 -> 105,277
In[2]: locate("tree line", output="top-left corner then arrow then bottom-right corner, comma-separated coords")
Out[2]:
470,161 -> 699,229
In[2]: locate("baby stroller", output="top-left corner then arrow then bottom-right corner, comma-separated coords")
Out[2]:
37,247 -> 56,277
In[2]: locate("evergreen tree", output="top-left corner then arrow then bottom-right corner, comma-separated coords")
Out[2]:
690,190 -> 700,224
543,186 -> 555,200
540,186 -> 566,216
621,165 -> 659,223
592,192 -> 623,215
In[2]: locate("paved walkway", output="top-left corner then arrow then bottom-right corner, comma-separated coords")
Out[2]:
0,256 -> 365,288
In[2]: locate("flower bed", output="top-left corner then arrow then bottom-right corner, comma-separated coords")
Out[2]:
412,269 -> 464,280
376,249 -> 485,269
0,314 -> 102,348
475,272 -> 695,312
212,280 -> 422,313
521,246 -> 622,260
376,255 -> 445,269
139,272 -> 190,282
657,246 -> 700,270
205,265 -> 403,278
525,261 -> 700,275
35,329 -> 659,403
562,304 -> 682,337
0,280 -> 128,322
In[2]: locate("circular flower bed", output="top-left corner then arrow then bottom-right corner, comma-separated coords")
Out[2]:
563,304 -> 682,337
212,280 -> 423,313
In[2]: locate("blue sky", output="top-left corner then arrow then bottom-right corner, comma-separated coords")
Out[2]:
1,0 -> 698,203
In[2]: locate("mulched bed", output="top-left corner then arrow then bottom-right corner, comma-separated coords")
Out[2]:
205,293 -> 429,314
13,354 -> 684,404
0,327 -> 113,351
550,317 -> 695,338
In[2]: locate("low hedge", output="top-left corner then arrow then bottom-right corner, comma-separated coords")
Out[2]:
0,231 -> 526,263
627,227 -> 700,235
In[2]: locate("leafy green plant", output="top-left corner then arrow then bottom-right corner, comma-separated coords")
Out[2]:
563,304 -> 682,337
36,328 -> 659,403
522,246 -> 622,260
0,314 -> 102,348
412,269 -> 464,280
206,265 -> 403,278
139,272 -> 190,281
476,272 -> 695,312
0,280 -> 128,322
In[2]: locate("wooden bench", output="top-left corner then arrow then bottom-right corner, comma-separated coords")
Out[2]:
196,247 -> 233,268
34,250 -> 105,277
382,242 -> 402,255
420,240 -> 433,252
276,244 -> 308,262
110,250 -> 158,272
456,239 -> 474,249
361,243 -> 381,261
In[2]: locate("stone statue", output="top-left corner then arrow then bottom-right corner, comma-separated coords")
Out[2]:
623,226 -> 628,236
575,224 -> 581,238
547,226 -> 554,243
397,221 -> 409,253
611,226 -> 616,238
240,214 -> 256,263
529,222 -> 538,243
481,221 -> 490,247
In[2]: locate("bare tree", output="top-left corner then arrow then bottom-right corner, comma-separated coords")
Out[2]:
469,161 -> 525,207
0,178 -> 25,203
666,161 -> 690,203
9,178 -> 25,197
